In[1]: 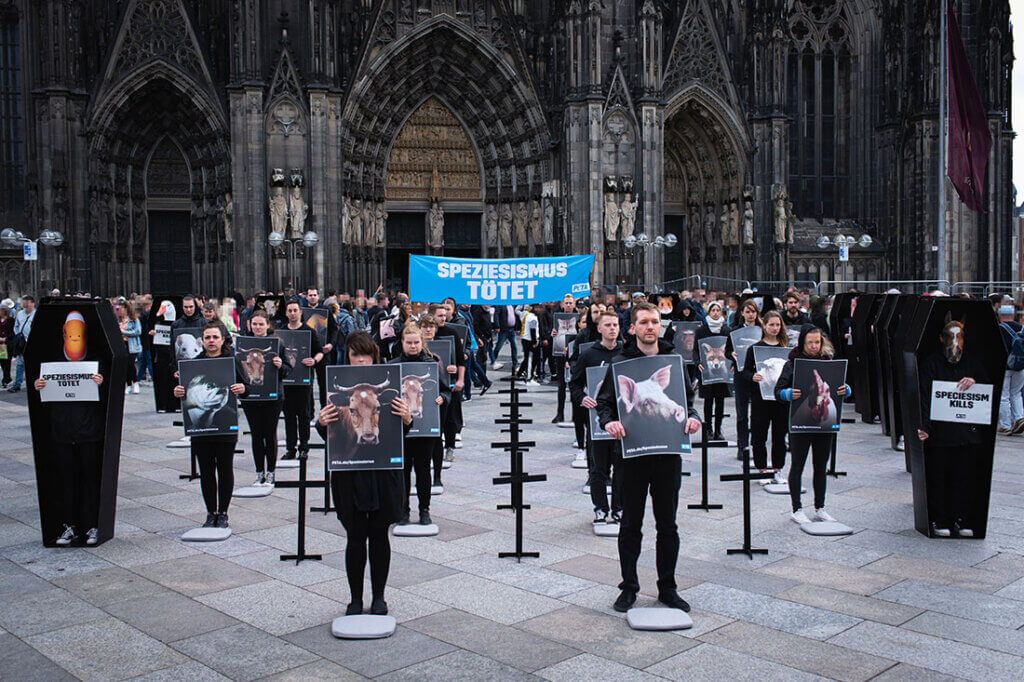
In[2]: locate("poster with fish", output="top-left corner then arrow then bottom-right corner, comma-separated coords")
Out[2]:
671,321 -> 701,364
730,327 -> 763,372
586,365 -> 613,441
276,329 -> 311,386
789,358 -> 847,433
171,326 -> 203,369
178,357 -> 238,437
234,336 -> 280,401
753,346 -> 792,401
400,362 -> 441,437
612,354 -> 691,458
302,308 -> 329,346
698,335 -> 731,385
326,365 -> 403,471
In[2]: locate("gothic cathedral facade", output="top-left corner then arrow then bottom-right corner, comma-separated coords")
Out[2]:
0,0 -> 1013,296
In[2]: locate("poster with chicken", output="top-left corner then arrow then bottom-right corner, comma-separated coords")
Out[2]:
326,365 -> 404,471
400,362 -> 441,437
276,329 -> 311,386
612,355 -> 692,458
178,357 -> 238,436
753,346 -> 792,401
789,358 -> 847,433
234,336 -> 280,401
698,335 -> 731,385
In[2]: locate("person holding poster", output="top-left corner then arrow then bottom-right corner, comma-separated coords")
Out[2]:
418,315 -> 451,487
727,300 -> 763,457
596,302 -> 702,613
280,300 -> 324,459
173,323 -> 246,529
552,295 -> 577,424
696,301 -> 730,440
743,311 -> 791,482
317,331 -> 410,616
775,327 -> 851,525
916,314 -> 989,537
238,310 -> 289,488
431,304 -> 465,462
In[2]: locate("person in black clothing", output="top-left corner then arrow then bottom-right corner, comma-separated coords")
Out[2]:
239,310 -> 290,487
570,309 -> 623,522
471,304 -> 494,369
317,331 -> 408,616
306,287 -> 338,407
432,303 -> 465,461
170,295 -> 203,333
552,294 -> 577,423
281,300 -> 324,459
596,301 -> 702,613
696,301 -> 730,441
809,296 -> 830,337
743,310 -> 790,482
173,323 -> 246,529
917,317 -> 988,537
781,291 -> 810,329
726,300 -> 762,457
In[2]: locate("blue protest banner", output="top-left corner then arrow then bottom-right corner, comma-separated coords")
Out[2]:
408,255 -> 595,304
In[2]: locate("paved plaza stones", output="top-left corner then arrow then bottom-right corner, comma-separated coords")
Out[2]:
0,366 -> 1023,680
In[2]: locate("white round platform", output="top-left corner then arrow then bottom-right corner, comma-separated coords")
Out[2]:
626,607 -> 693,631
441,460 -> 452,469
276,459 -> 301,469
454,440 -> 463,449
593,523 -> 620,537
582,484 -> 611,494
763,483 -> 805,495
430,485 -> 443,495
278,438 -> 286,446
181,527 -> 232,542
167,437 -> 191,449
392,523 -> 439,537
571,459 -> 588,469
331,614 -> 396,639
555,421 -> 575,428
233,486 -> 272,498
800,521 -> 853,536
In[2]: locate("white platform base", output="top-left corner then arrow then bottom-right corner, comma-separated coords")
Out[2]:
800,521 -> 853,536
454,440 -> 462,449
593,523 -> 620,537
167,437 -> 190,449
763,483 -> 805,495
278,438 -> 286,446
582,484 -> 611,494
181,527 -> 232,542
571,459 -> 588,469
233,486 -> 272,498
276,459 -> 301,469
556,421 -> 575,428
441,460 -> 452,469
392,523 -> 439,537
331,614 -> 396,639
430,485 -> 443,495
627,607 -> 693,631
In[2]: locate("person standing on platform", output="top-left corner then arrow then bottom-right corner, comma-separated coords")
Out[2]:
552,294 -> 576,424
280,300 -> 324,460
744,310 -> 790,483
696,301 -> 729,441
306,287 -> 337,407
727,300 -> 762,457
432,303 -> 465,462
596,301 -> 702,613
240,310 -> 289,488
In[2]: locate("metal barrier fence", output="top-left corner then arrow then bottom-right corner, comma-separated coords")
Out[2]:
814,279 -> 951,295
750,280 -> 818,293
951,281 -> 1024,297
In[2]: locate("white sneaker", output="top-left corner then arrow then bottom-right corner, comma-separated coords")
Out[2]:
574,450 -> 586,462
757,470 -> 771,486
455,433 -> 462,442
132,383 -> 140,394
124,386 -> 131,395
55,524 -> 76,545
252,473 -> 265,487
895,436 -> 905,451
773,471 -> 786,485
492,362 -> 504,370
790,510 -> 811,525
85,528 -> 98,546
814,508 -> 836,523
444,448 -> 455,462
264,471 -> 275,487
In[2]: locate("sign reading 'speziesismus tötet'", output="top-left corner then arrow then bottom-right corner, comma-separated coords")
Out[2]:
409,255 -> 595,305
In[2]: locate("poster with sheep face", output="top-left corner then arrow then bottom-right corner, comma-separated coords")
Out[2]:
698,335 -> 732,385
789,358 -> 847,433
178,357 -> 238,437
612,354 -> 691,458
753,346 -> 792,401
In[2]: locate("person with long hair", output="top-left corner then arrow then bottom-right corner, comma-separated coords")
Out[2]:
743,310 -> 790,483
774,326 -> 851,524
696,301 -> 729,440
115,300 -> 142,395
240,310 -> 289,487
727,300 -> 762,457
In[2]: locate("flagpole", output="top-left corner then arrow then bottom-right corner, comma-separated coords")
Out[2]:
937,0 -> 947,285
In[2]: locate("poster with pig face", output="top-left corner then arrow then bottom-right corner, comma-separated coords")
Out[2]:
586,365 -> 613,441
789,358 -> 847,433
671,322 -> 701,364
699,336 -> 732,385
400,362 -> 441,437
326,365 -> 403,471
234,336 -> 280,401
276,329 -> 311,385
753,345 -> 792,401
612,355 -> 692,457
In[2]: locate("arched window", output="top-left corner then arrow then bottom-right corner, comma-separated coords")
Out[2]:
786,1 -> 852,221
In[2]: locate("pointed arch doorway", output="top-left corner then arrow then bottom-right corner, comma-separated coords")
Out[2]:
147,138 -> 193,293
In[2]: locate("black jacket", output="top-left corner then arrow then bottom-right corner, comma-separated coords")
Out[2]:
918,351 -> 990,446
782,310 -> 811,328
471,306 -> 493,344
569,339 -> 620,407
171,312 -> 203,331
595,338 -> 700,429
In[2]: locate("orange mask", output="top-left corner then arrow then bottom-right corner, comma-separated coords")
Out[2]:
63,311 -> 87,361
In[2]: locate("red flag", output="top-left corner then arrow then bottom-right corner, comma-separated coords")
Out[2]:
946,0 -> 992,213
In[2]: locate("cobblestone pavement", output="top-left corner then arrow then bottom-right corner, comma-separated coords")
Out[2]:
1,362 -> 1023,681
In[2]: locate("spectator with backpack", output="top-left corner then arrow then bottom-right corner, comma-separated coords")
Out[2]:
997,304 -> 1024,435
335,299 -> 358,358
8,295 -> 35,392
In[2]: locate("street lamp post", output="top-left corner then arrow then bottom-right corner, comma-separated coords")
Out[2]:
268,230 -> 319,290
816,232 -> 873,285
622,231 -> 678,290
39,229 -> 65,292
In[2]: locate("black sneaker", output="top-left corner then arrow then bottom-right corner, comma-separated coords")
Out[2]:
551,415 -> 564,424
593,509 -> 608,524
613,589 -> 637,612
216,513 -> 229,529
202,513 -> 217,528
370,597 -> 388,615
432,476 -> 442,487
399,514 -> 410,525
345,602 -> 363,616
281,450 -> 297,460
609,510 -> 622,524
479,384 -> 491,397
55,524 -> 77,546
419,511 -> 432,525
658,590 -> 691,612
298,448 -> 309,459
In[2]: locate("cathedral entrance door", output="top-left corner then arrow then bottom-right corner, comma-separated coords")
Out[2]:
148,210 -> 192,293
442,212 -> 482,259
385,212 -> 426,292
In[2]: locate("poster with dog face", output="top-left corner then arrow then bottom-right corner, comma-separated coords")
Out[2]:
553,313 -> 577,355
612,355 -> 692,457
302,308 -> 329,346
699,336 -> 732,385
753,346 -> 792,401
789,358 -> 847,433
171,327 -> 203,369
586,365 -> 613,441
671,322 -> 701,364
276,329 -> 311,386
400,362 -> 441,437
730,327 -> 763,372
326,365 -> 404,471
234,336 -> 280,401
178,357 -> 238,437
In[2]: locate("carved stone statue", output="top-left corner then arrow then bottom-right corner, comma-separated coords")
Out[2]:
774,191 -> 788,244
743,199 -> 754,245
499,202 -> 513,247
288,185 -> 308,239
514,201 -> 528,247
703,204 -> 716,248
428,201 -> 444,249
341,196 -> 352,245
728,201 -> 740,246
619,192 -> 637,237
689,204 -> 701,246
719,207 -> 729,246
542,195 -> 554,244
220,192 -> 233,243
603,192 -> 620,241
529,199 -> 543,245
268,168 -> 288,236
361,200 -> 374,246
350,198 -> 363,246
786,200 -> 795,244
485,203 -> 498,248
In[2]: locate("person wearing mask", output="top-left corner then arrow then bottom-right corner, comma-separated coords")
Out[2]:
240,310 -> 289,487
493,304 -> 518,369
727,299 -> 762,457
596,302 -> 702,613
115,301 -> 143,395
781,291 -> 810,329
173,323 -> 246,529
0,301 -> 16,388
281,300 -> 324,459
8,295 -> 36,392
997,304 -> 1024,435
696,301 -> 729,441
743,310 -> 790,483
775,326 -> 851,525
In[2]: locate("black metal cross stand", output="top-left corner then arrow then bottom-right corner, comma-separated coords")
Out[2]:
307,443 -> 335,513
826,435 -> 846,478
721,445 -> 771,559
172,420 -> 200,481
688,436 -> 722,511
492,374 -> 546,561
275,453 -> 323,564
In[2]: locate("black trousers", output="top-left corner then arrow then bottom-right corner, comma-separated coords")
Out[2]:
152,350 -> 178,412
750,399 -> 788,470
589,440 -> 623,513
555,362 -> 567,420
924,444 -> 974,528
517,339 -> 536,377
341,510 -> 391,604
243,403 -> 281,472
193,438 -> 235,514
283,386 -> 311,451
55,441 -> 101,530
404,451 -> 432,514
702,394 -> 724,435
618,453 -> 681,594
788,433 -> 832,512
734,380 -> 752,449
315,362 -> 327,406
443,389 -> 462,449
571,402 -> 587,448
0,357 -> 10,384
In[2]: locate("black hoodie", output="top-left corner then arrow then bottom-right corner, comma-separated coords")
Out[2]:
595,338 -> 700,429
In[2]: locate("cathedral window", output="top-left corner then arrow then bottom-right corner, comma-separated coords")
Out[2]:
0,3 -> 23,213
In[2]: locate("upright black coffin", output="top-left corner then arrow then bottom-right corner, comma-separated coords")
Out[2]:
901,298 -> 1003,538
851,293 -> 883,423
827,292 -> 857,354
24,298 -> 129,547
146,294 -> 184,413
871,295 -> 899,436
883,295 -> 921,454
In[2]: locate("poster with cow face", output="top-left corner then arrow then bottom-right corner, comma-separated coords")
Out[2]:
276,329 -> 312,386
400,362 -> 441,437
671,322 -> 701,365
178,357 -> 239,437
586,365 -> 613,441
171,327 -> 203,370
302,308 -> 329,346
612,355 -> 692,458
730,327 -> 763,372
699,336 -> 732,385
789,358 -> 847,434
753,345 -> 792,401
234,336 -> 280,401
553,313 -> 577,355
326,365 -> 404,471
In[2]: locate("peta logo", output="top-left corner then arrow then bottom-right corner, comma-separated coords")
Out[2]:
572,282 -> 590,294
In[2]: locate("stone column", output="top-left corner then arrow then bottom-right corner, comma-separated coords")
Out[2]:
228,87 -> 266,291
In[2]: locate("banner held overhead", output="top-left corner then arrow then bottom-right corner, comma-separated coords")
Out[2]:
409,255 -> 595,305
